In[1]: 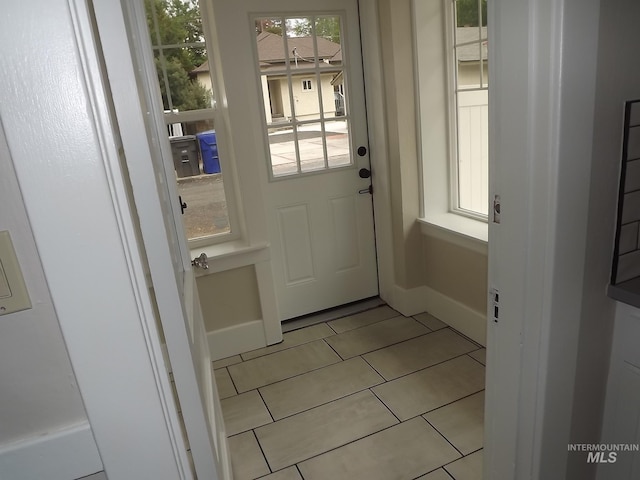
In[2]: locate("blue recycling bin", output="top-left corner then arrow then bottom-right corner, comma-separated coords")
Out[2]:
196,130 -> 221,174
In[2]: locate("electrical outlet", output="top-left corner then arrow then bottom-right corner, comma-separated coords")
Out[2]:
0,231 -> 31,315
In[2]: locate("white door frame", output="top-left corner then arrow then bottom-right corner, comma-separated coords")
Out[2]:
485,0 -> 601,478
358,2 -> 395,306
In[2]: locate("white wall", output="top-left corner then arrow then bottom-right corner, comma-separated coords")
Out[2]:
0,124 -> 91,453
534,0 -> 610,476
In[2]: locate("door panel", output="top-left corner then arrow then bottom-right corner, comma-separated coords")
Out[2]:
278,204 -> 316,284
330,195 -> 360,272
213,0 -> 378,320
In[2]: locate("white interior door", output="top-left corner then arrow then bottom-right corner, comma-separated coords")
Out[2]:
213,0 -> 378,320
92,1 -> 231,479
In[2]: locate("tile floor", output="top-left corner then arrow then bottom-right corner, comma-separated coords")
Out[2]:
214,305 -> 486,480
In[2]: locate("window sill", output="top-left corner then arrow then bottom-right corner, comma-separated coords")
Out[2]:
191,240 -> 270,276
418,213 -> 488,255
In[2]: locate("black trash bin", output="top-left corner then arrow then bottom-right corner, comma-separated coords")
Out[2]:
196,130 -> 221,174
169,135 -> 200,178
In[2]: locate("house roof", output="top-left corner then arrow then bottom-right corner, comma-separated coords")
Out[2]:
191,31 -> 342,75
256,31 -> 342,63
456,26 -> 488,62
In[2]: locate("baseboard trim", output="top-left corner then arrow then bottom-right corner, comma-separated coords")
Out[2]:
0,422 -> 102,480
208,319 -> 268,360
391,284 -> 487,346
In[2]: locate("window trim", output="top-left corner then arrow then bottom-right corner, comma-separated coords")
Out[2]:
145,0 -> 243,248
413,0 -> 488,245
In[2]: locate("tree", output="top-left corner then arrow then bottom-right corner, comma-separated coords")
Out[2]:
455,0 -> 488,27
255,18 -> 283,36
145,0 -> 211,111
290,17 -> 341,44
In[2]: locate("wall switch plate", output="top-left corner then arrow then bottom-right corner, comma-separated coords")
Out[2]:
0,230 -> 31,315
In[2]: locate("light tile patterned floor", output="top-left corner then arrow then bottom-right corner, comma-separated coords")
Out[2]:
216,306 -> 486,480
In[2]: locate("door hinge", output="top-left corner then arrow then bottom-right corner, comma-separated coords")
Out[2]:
490,287 -> 499,322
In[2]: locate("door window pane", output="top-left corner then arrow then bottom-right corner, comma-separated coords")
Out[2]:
299,122 -> 327,173
268,126 -> 299,176
253,14 -> 353,178
325,120 -> 350,168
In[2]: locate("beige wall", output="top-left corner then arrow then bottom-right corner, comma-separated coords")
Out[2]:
197,265 -> 262,331
378,0 -> 424,290
423,237 -> 488,314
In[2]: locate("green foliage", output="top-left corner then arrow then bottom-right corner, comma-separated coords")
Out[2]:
255,18 -> 283,36
290,17 -> 341,44
255,17 -> 341,44
145,0 -> 211,111
456,0 -> 487,27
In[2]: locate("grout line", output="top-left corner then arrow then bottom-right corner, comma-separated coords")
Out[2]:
295,464 -> 305,479
328,312 -> 405,335
374,350 -> 486,384
326,322 -> 339,334
281,297 -> 387,333
212,355 -> 244,370
258,386 -> 387,423
240,330 -> 337,362
421,416 -> 464,458
467,351 -> 486,367
256,388 -> 276,423
419,389 -> 486,417
328,309 -> 413,334
360,353 -> 388,380
322,336 -> 345,360
224,366 -> 241,397
369,387 -> 402,424
330,328 -> 436,361
251,429 -> 274,476
437,468 -> 456,480
234,356 -> 343,394
441,448 -> 484,474
234,337 -> 335,368
282,419 -> 407,473
465,447 -> 483,456
453,330 -> 484,349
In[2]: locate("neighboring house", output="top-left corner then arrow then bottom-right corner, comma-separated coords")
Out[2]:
456,26 -> 488,87
192,31 -> 344,123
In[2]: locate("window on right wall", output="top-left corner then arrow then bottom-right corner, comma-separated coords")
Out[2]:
449,0 -> 488,218
414,0 -> 488,245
